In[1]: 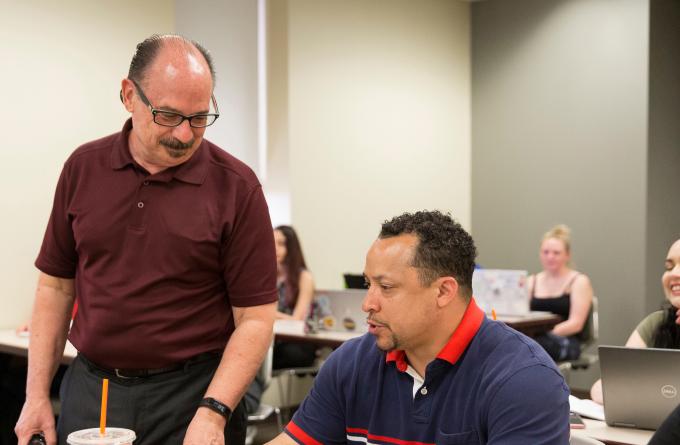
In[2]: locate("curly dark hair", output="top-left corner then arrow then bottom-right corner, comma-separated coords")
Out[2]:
127,34 -> 216,86
379,210 -> 477,299
653,304 -> 680,349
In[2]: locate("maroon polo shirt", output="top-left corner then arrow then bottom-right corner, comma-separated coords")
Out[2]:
36,119 -> 278,369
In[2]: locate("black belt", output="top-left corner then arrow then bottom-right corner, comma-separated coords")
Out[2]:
79,351 -> 221,379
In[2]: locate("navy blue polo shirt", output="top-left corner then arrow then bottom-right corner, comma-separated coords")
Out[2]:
285,299 -> 570,445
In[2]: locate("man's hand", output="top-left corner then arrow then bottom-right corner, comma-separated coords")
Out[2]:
183,407 -> 227,445
15,397 -> 56,445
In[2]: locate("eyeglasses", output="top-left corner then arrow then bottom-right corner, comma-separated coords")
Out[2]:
130,79 -> 220,128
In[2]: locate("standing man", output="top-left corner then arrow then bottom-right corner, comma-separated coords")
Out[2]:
15,34 -> 278,445
267,210 -> 570,445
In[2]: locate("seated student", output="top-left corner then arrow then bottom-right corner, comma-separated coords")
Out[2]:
266,211 -> 570,445
273,225 -> 317,369
527,224 -> 594,361
591,238 -> 680,404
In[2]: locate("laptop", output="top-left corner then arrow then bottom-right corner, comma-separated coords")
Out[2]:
471,269 -> 529,316
343,273 -> 368,290
313,289 -> 367,333
599,345 -> 680,430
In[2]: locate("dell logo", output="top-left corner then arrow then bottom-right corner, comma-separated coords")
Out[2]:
661,385 -> 677,398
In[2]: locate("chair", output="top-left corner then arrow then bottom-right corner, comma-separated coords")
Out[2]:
272,363 -> 321,411
246,340 -> 283,445
558,296 -> 599,381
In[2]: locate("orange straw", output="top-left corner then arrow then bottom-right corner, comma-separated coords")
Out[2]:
491,309 -> 497,320
100,378 -> 109,435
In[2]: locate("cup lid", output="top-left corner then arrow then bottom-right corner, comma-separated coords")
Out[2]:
66,428 -> 136,445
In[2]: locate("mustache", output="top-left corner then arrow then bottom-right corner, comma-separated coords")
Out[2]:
160,138 -> 194,150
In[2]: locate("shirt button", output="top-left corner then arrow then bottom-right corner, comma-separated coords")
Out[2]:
143,180 -> 150,186
420,387 -> 428,395
137,202 -> 144,208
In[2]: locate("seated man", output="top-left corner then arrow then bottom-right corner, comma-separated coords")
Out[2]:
267,210 -> 569,445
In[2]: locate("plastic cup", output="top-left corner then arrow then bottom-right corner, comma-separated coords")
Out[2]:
66,428 -> 136,445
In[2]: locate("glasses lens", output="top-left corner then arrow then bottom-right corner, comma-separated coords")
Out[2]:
189,114 -> 219,128
190,114 -> 218,128
154,111 -> 183,127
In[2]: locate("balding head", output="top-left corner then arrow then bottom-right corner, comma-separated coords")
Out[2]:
127,34 -> 215,89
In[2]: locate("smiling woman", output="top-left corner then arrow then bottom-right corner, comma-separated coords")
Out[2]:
590,238 -> 680,405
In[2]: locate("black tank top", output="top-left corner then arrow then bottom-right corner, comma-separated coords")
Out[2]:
529,273 -> 578,321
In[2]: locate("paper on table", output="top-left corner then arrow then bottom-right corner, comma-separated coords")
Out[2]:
274,319 -> 306,335
569,395 -> 605,421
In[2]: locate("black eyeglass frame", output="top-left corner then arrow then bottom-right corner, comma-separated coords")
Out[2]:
127,79 -> 220,128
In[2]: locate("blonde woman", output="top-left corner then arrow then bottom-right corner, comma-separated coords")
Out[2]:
527,225 -> 594,361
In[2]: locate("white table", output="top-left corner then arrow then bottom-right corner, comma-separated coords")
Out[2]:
0,324 -> 357,362
0,329 -> 77,364
495,311 -> 562,337
273,319 -> 364,348
273,311 -> 562,350
571,418 -> 654,445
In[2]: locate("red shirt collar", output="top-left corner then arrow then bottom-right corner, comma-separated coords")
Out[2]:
386,297 -> 485,372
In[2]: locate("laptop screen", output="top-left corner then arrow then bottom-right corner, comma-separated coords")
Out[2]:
471,269 -> 529,316
599,345 -> 680,430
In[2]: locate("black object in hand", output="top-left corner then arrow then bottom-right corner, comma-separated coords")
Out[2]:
28,433 -> 46,445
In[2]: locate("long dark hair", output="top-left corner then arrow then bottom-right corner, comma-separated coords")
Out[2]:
653,304 -> 680,349
276,225 -> 308,309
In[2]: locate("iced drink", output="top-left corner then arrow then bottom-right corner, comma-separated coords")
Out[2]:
66,428 -> 136,445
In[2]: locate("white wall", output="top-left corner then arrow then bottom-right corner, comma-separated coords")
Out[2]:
264,0 -> 293,227
175,0 -> 261,171
272,0 -> 471,289
0,0 -> 174,328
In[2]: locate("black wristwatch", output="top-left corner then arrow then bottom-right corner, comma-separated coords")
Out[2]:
199,397 -> 232,421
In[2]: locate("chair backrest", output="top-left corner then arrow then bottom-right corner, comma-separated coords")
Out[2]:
257,336 -> 275,389
578,295 -> 599,348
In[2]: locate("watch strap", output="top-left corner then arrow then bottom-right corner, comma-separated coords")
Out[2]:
199,397 -> 232,421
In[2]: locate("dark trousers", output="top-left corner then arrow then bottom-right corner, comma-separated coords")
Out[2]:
57,354 -> 246,445
534,332 -> 581,362
0,353 -> 26,445
0,353 -> 66,445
